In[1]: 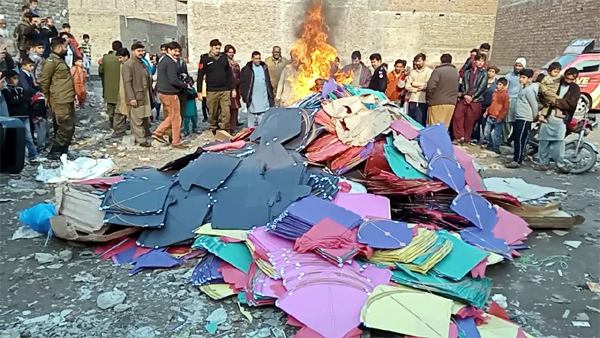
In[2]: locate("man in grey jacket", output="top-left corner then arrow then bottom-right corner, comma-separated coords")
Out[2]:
506,69 -> 540,168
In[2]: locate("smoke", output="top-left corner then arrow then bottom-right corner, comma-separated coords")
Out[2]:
294,0 -> 314,39
294,0 -> 338,44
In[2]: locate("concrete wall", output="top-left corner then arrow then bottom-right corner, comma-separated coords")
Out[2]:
67,0 -> 186,62
492,0 -> 600,71
188,0 -> 498,68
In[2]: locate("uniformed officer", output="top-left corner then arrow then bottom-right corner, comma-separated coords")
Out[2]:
38,36 -> 76,160
368,53 -> 387,93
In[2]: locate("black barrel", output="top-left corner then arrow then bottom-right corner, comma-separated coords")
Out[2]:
0,116 -> 26,174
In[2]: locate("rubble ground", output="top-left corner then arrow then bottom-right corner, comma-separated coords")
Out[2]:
1,79 -> 599,338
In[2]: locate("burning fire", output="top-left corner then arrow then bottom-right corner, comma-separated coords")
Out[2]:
290,1 -> 352,100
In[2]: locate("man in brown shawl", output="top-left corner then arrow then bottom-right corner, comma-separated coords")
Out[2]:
120,43 -> 153,147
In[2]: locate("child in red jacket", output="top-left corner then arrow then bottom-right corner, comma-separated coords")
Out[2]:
482,77 -> 509,152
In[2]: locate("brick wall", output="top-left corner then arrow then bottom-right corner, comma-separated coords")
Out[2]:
492,0 -> 600,71
67,0 -> 185,62
187,0 -> 498,69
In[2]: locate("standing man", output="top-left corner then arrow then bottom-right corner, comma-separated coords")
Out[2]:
460,43 -> 490,77
368,53 -> 387,93
197,39 -> 235,135
224,44 -> 242,133
38,37 -> 76,160
23,15 -> 58,61
59,32 -> 76,68
504,57 -> 526,144
153,41 -> 187,148
385,59 -> 407,104
339,51 -> 372,88
405,53 -> 433,126
426,53 -> 459,128
264,46 -> 288,95
452,53 -> 488,144
240,51 -> 275,127
14,12 -> 33,61
276,53 -> 301,107
60,23 -> 82,58
121,43 -> 152,147
40,17 -> 58,58
536,68 -> 580,172
158,44 -> 167,62
99,41 -> 126,137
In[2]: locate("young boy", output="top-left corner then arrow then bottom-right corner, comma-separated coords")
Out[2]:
506,69 -> 539,168
71,57 -> 87,106
1,70 -> 37,162
183,80 -> 199,135
537,62 -> 562,123
19,58 -> 38,141
482,77 -> 510,153
28,41 -> 45,83
79,34 -> 92,75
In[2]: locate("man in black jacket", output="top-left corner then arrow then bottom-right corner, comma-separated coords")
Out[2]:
239,51 -> 275,127
197,39 -> 235,134
153,41 -> 188,148
452,53 -> 488,144
368,53 -> 387,93
23,15 -> 58,60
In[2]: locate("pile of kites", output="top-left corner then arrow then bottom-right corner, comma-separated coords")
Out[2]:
59,81 -> 534,338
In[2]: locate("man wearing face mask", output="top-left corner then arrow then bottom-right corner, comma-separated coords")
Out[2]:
38,37 -> 76,160
239,51 -> 275,127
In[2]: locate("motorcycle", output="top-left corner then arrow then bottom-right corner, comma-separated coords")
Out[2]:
527,111 -> 598,174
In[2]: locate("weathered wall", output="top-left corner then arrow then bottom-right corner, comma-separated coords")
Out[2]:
188,0 -> 498,68
1,0 -> 69,52
492,0 -> 600,71
67,0 -> 186,62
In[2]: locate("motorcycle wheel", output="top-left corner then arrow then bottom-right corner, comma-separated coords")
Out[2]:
564,142 -> 597,174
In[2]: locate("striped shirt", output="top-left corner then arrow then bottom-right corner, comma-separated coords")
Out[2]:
79,42 -> 92,59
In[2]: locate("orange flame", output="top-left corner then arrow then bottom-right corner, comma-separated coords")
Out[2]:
290,1 -> 351,100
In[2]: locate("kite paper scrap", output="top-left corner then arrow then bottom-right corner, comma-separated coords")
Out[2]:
391,120 -> 419,139
357,219 -> 413,249
451,187 -> 498,230
332,193 -> 391,219
360,284 -> 453,338
192,236 -> 253,273
130,249 -> 182,275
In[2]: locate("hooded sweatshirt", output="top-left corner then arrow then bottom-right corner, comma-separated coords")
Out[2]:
515,83 -> 541,122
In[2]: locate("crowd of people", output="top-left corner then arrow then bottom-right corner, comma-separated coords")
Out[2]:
0,0 -> 91,162
0,2 -> 582,172
326,43 -> 581,172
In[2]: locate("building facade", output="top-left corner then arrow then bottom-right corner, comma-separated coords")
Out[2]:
188,0 -> 498,67
67,0 -> 187,62
62,0 -> 497,67
492,0 -> 600,70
